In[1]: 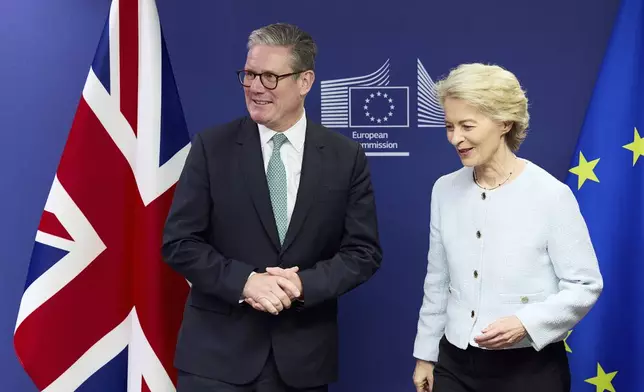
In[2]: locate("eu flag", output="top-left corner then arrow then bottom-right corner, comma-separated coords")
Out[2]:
349,86 -> 409,127
564,0 -> 644,390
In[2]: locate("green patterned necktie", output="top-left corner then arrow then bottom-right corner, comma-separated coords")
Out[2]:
266,133 -> 289,245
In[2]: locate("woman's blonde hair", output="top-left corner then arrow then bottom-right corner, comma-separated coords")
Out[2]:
435,63 -> 530,152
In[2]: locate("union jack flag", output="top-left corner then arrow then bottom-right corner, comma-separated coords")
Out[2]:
13,0 -> 191,390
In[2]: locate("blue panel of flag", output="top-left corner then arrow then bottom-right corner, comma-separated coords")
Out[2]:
349,86 -> 409,127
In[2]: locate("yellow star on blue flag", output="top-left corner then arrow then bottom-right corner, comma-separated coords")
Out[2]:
563,0 -> 644,390
569,151 -> 600,190
622,127 -> 644,166
585,363 -> 618,392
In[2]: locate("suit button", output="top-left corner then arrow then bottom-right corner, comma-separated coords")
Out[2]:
471,310 -> 475,318
476,230 -> 481,238
473,270 -> 479,278
481,192 -> 486,200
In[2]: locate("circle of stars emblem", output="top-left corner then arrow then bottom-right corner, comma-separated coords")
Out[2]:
363,90 -> 395,124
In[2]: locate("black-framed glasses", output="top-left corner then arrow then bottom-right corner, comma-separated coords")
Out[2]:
236,69 -> 305,90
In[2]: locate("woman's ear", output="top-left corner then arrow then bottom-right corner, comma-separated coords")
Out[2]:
501,121 -> 513,135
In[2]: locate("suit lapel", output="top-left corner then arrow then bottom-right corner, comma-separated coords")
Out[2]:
281,121 -> 324,254
237,118 -> 281,251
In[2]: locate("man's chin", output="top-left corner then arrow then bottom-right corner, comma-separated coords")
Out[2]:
248,110 -> 270,125
248,116 -> 263,125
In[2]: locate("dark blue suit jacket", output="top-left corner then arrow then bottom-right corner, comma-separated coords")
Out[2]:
162,116 -> 382,388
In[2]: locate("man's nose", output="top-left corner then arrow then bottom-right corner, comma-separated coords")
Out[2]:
249,76 -> 265,93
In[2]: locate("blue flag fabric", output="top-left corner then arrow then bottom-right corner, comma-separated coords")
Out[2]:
564,0 -> 644,390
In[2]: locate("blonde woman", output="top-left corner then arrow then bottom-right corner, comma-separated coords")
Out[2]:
412,63 -> 603,392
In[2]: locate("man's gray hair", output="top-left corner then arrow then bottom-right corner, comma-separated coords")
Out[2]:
247,23 -> 317,72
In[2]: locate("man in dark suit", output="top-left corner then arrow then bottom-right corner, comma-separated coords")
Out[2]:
162,23 -> 382,391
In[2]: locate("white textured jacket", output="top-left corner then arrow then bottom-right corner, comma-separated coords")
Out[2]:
413,160 -> 603,362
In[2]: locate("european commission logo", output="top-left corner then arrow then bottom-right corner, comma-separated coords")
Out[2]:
320,59 -> 443,129
349,87 -> 409,127
319,58 -> 443,157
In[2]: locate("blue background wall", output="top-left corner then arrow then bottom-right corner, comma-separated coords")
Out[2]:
0,0 -> 620,390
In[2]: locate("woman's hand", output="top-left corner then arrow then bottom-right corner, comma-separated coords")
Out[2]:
413,359 -> 435,392
474,316 -> 527,349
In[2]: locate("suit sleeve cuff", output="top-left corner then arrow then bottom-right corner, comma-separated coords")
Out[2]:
239,271 -> 256,303
413,340 -> 439,363
224,261 -> 256,305
296,269 -> 326,308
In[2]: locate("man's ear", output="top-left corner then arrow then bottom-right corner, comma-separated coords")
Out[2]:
299,70 -> 315,96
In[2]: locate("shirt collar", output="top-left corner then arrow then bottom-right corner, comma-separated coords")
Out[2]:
258,110 -> 307,153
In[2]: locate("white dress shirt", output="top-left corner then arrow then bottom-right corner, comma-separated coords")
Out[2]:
240,112 -> 307,297
413,160 -> 603,362
257,111 -> 307,227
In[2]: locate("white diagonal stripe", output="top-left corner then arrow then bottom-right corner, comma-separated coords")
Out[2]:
43,310 -> 131,392
320,60 -> 392,128
320,59 -> 390,87
35,231 -> 74,253
417,59 -> 444,128
129,307 -> 176,391
15,176 -> 106,330
84,0 -> 190,207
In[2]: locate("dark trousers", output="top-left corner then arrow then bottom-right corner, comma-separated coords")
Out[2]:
177,351 -> 328,392
433,336 -> 571,392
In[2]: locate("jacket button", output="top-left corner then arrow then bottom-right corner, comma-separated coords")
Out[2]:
521,296 -> 529,304
481,192 -> 486,200
476,230 -> 481,238
471,310 -> 475,318
473,270 -> 479,278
